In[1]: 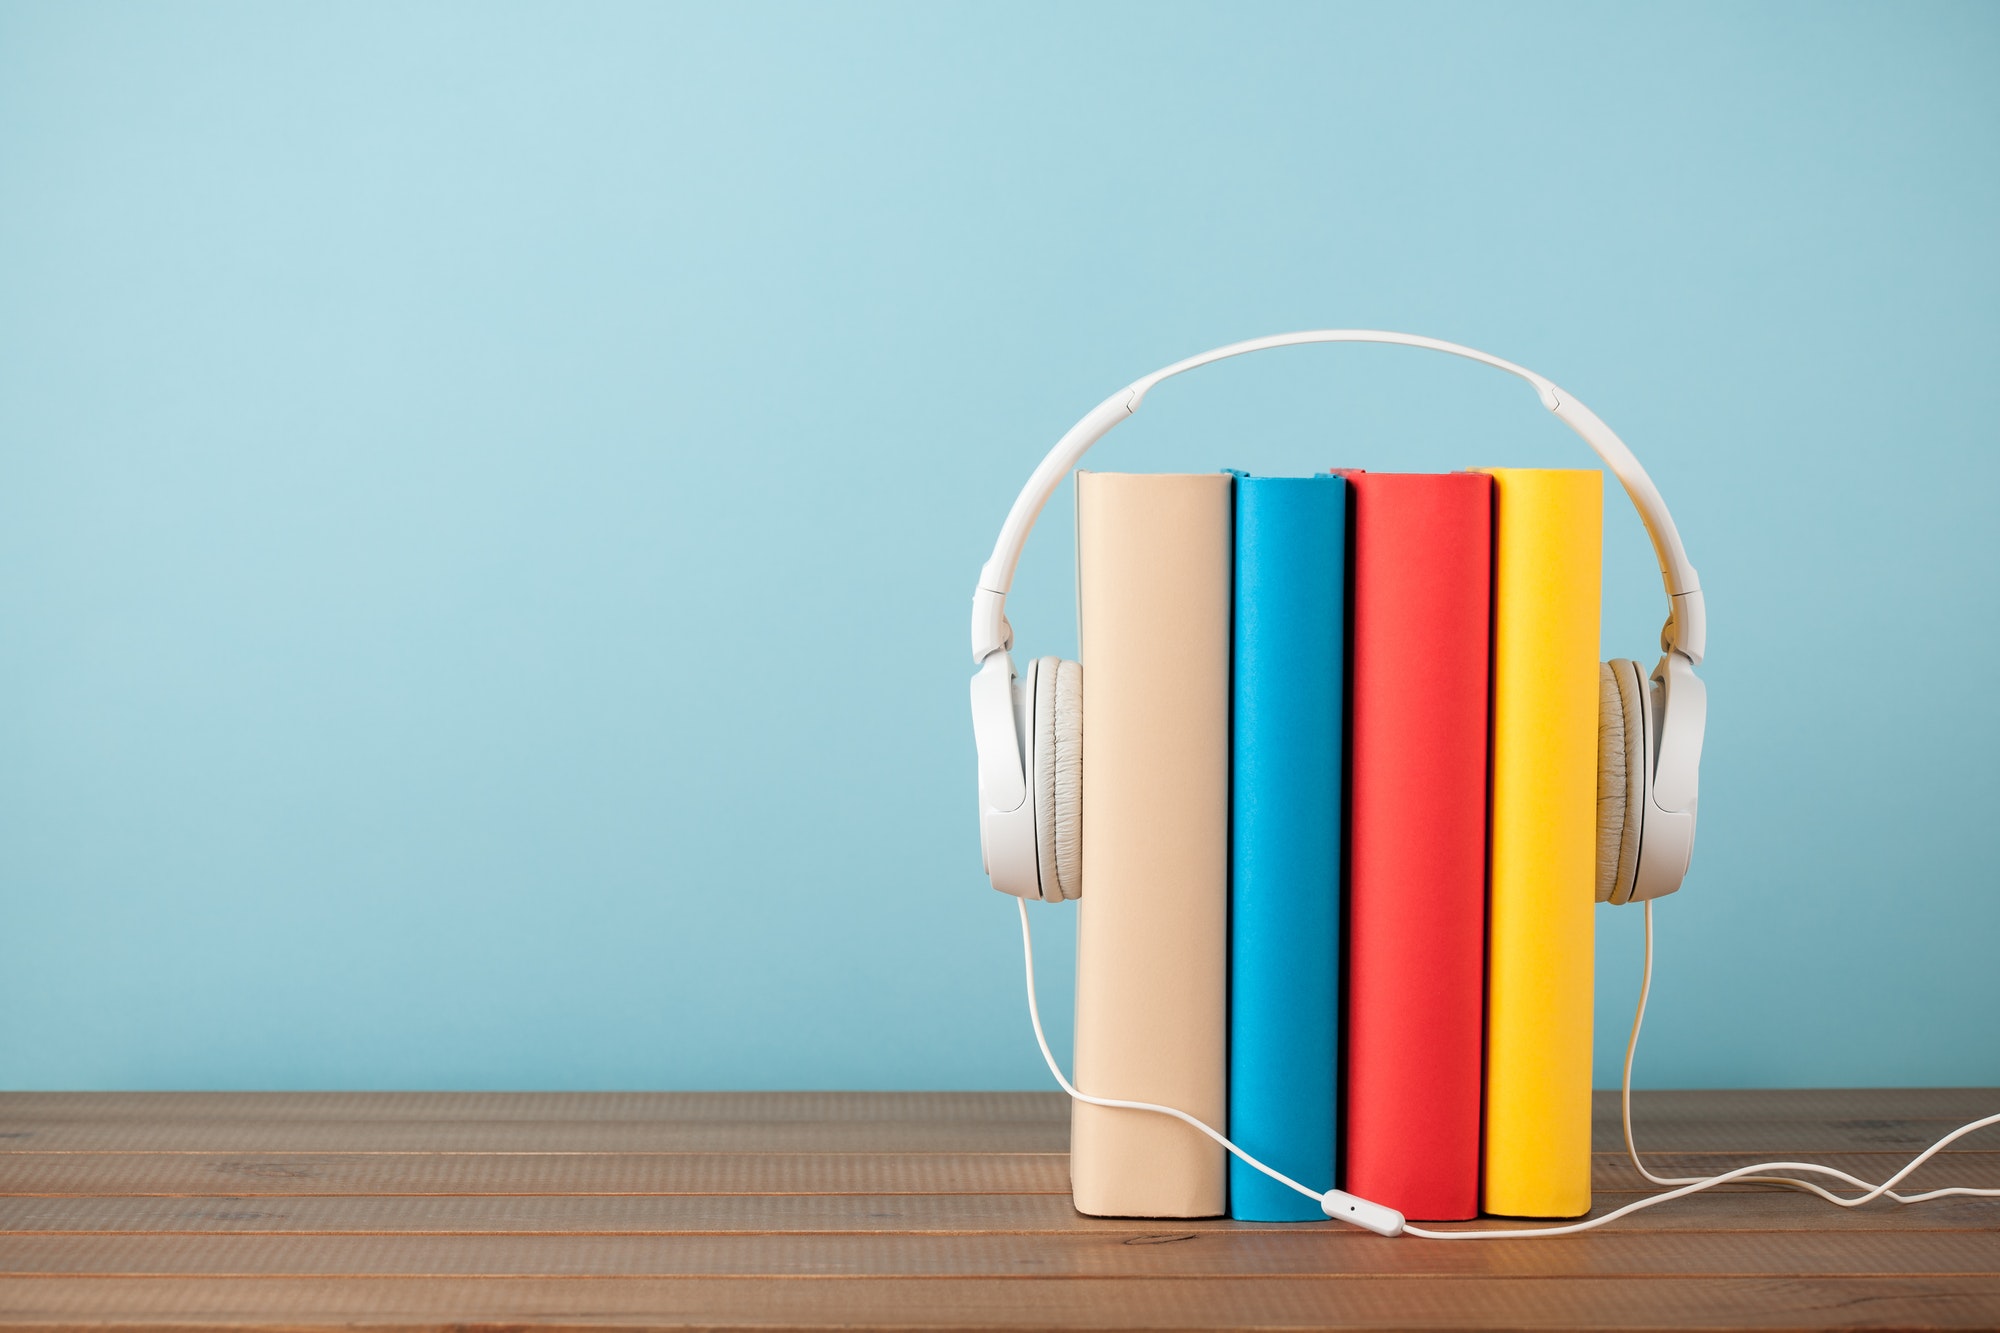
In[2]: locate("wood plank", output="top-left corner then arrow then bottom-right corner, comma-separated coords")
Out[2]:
1593,1088 -> 2000,1125
3,1230 -> 1997,1278
2,1276 -> 1999,1330
0,1092 -> 1067,1154
4,1089 -> 1994,1153
5,1151 -> 1993,1198
4,1191 -> 1994,1235
0,1117 -> 1067,1154
1593,1089 -> 2000,1152
0,1091 -> 1066,1126
0,1153 -> 1071,1197
1593,1151 -> 2000,1192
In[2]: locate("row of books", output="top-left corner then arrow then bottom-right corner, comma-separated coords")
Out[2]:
1068,467 -> 1601,1223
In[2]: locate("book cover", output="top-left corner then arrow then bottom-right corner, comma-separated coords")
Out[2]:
1337,469 -> 1491,1222
1478,467 -> 1602,1219
1071,470 -> 1233,1218
1228,473 -> 1345,1222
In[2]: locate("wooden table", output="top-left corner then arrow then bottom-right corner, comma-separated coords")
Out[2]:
1,1089 -> 1995,1330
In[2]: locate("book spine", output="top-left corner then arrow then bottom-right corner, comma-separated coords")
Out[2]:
1340,471 -> 1490,1222
1071,470 -> 1233,1218
1479,467 -> 1602,1219
1227,474 -> 1345,1222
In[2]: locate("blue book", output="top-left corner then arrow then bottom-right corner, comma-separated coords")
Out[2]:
1228,472 -> 1345,1221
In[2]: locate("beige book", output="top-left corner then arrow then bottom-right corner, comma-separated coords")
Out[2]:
1070,470 -> 1232,1218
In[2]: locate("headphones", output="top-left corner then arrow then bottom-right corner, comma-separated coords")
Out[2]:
970,330 -> 1708,912
970,332 -> 2000,1238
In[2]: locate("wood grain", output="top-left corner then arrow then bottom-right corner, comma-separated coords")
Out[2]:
5,1151 -> 1992,1197
5,1191 -> 1994,1235
0,1090 -> 1994,1331
0,1093 -> 1068,1154
3,1276 -> 2000,1331
4,1089 -> 1991,1151
0,1152 -> 1071,1197
3,1229 -> 1999,1277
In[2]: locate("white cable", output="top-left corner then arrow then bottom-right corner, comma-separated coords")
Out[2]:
1015,899 -> 1326,1204
1015,896 -> 1999,1238
1619,901 -> 2000,1208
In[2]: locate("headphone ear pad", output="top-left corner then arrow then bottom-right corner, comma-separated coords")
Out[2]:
1030,657 -> 1084,902
1596,659 -> 1646,904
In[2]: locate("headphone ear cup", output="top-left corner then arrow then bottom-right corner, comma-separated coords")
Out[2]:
1029,656 -> 1084,902
1596,659 -> 1646,905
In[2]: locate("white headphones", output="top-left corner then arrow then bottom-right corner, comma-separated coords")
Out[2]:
970,332 -> 2000,1237
970,330 -> 1708,912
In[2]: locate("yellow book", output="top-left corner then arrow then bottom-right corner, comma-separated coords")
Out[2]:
1070,471 -> 1232,1218
1479,468 -> 1602,1219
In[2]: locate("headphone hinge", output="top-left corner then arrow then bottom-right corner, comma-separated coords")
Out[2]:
1662,588 -> 1707,664
971,586 -> 1013,662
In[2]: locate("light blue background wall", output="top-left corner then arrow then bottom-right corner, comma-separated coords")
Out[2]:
3,2 -> 1996,1091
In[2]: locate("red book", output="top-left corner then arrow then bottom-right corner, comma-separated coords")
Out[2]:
1336,470 -> 1491,1221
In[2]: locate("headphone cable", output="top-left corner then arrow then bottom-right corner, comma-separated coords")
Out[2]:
1016,896 -> 1999,1237
1617,901 -> 2000,1209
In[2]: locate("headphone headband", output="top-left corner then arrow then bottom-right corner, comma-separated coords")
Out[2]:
970,330 -> 1705,665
